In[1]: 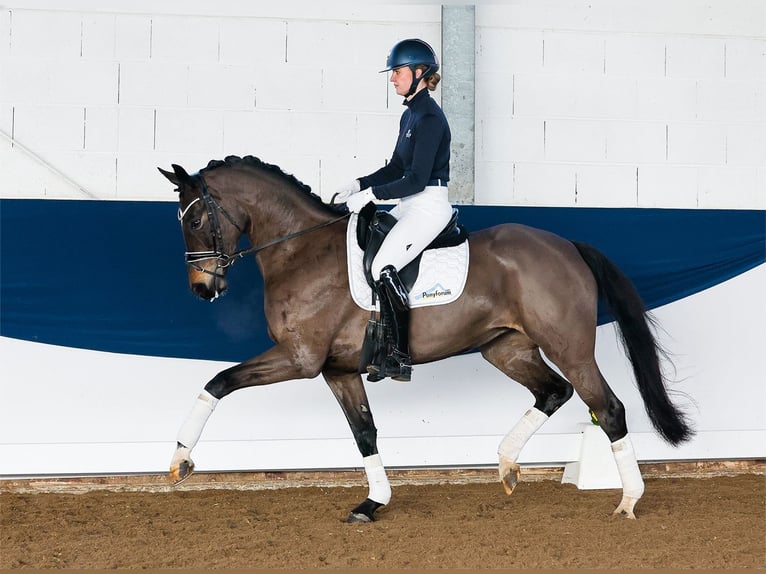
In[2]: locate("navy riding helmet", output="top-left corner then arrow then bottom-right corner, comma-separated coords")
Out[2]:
380,38 -> 439,96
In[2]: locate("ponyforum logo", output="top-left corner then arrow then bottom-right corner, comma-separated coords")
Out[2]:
413,283 -> 452,301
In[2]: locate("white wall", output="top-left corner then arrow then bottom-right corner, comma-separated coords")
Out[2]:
2,1 -> 763,206
475,1 -> 766,208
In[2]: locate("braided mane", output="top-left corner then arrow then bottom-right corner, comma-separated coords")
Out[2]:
201,155 -> 347,214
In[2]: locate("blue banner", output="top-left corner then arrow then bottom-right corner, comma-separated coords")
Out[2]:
1,199 -> 763,362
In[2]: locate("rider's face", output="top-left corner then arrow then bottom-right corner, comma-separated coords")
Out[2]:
390,66 -> 421,97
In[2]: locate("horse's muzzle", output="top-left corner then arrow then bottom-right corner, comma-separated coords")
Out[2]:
189,268 -> 227,301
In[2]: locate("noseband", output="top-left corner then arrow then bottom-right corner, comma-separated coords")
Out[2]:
178,173 -> 349,282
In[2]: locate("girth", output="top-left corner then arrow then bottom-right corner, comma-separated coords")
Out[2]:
355,202 -> 468,290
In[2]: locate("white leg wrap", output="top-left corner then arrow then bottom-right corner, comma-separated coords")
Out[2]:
176,390 -> 219,449
363,454 -> 392,505
498,407 -> 549,462
611,435 -> 645,500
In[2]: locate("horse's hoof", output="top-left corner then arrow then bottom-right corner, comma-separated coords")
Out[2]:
346,512 -> 374,524
499,460 -> 520,495
612,495 -> 639,519
169,459 -> 195,486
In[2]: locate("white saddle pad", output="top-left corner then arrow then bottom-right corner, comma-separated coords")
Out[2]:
346,213 -> 469,310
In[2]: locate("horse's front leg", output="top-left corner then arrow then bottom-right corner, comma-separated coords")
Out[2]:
323,369 -> 391,523
169,344 -> 321,485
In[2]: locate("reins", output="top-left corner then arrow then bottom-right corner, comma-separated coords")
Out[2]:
179,173 -> 350,277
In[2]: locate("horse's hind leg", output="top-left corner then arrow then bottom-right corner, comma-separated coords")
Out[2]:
553,357 -> 644,518
480,331 -> 574,495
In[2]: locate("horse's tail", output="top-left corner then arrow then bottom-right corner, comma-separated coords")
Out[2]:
572,241 -> 693,446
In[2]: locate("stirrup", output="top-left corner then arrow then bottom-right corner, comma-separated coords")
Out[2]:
366,351 -> 412,382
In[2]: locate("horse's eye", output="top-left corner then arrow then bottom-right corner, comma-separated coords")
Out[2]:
190,218 -> 202,230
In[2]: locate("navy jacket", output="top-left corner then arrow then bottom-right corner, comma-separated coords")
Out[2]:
358,89 -> 451,200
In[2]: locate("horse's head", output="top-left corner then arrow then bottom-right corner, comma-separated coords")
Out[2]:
159,163 -> 246,301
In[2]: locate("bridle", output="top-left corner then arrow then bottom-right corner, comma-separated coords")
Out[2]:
178,172 -> 349,281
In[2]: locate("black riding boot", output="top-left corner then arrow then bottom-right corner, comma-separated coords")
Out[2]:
367,265 -> 412,382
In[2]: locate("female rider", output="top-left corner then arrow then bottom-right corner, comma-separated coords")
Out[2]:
336,38 -> 453,382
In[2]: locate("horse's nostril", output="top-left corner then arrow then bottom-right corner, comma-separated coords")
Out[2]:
191,282 -> 211,299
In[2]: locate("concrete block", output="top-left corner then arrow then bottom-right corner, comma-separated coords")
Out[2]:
1,58 -> 117,106
253,63 -> 322,111
0,10 -> 9,58
605,35 -> 665,77
81,14 -> 116,60
355,112 -> 400,161
119,151 -> 212,200
574,164 -> 637,207
13,105 -> 84,151
474,160 -> 514,205
9,10 -> 81,59
287,20 -> 354,67
222,109 -> 295,159
84,106 -> 119,152
0,57 -> 41,103
635,77 -> 697,121
118,107 -> 156,152
697,79 -> 765,122
1,145 -> 58,198
545,119 -> 607,163
667,123 -> 727,165
154,108 -> 223,155
290,111 -> 357,159
727,124 -> 766,167
698,166 -> 763,209
513,161 -> 577,207
42,150 -> 117,198
351,23 -> 407,69
50,61 -> 119,105
606,121 -> 666,163
514,73 -> 636,119
219,19 -> 287,66
115,15 -> 151,61
0,104 -> 11,150
476,28 -> 543,74
637,165 -> 698,208
118,61 -> 188,106
187,64 -> 255,110
479,117 -> 544,163
667,37 -> 725,79
322,66 -> 388,112
150,16 -> 218,62
543,31 -> 605,75
725,39 -> 766,80
475,71 -> 514,118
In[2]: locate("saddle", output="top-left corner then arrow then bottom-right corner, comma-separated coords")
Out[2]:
355,202 -> 468,291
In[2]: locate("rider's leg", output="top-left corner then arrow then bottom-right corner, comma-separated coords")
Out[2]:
368,187 -> 452,382
368,265 -> 412,382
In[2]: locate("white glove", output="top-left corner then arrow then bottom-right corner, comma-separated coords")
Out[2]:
346,189 -> 377,213
333,179 -> 361,203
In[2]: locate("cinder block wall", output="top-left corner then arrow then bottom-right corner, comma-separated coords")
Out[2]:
475,1 -> 765,208
0,4 -> 441,200
1,2 -> 763,208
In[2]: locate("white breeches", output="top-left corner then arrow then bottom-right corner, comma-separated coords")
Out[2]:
371,186 -> 453,279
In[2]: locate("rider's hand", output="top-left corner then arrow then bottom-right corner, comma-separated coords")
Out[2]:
346,189 -> 377,213
333,179 -> 360,203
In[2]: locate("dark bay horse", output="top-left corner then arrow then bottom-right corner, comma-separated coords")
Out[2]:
159,155 -> 692,522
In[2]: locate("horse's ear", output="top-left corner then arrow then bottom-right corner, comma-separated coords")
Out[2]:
158,164 -> 192,189
158,167 -> 179,187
